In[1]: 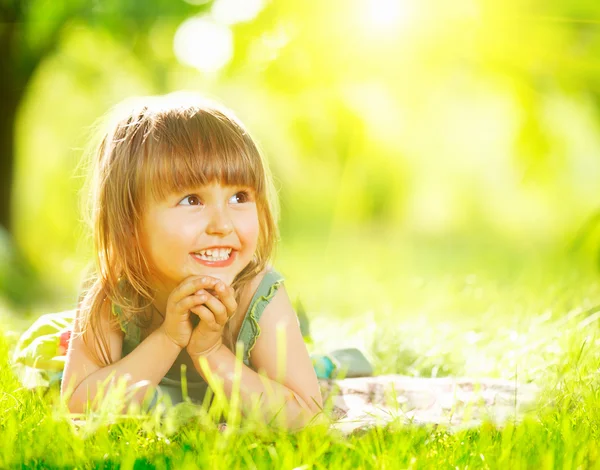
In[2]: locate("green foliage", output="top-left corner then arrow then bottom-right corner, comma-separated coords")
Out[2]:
0,227 -> 45,308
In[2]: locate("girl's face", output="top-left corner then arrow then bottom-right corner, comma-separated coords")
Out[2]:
140,181 -> 260,292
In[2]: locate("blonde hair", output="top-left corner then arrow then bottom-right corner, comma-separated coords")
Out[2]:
78,92 -> 280,366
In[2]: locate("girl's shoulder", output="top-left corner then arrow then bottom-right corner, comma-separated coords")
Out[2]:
233,265 -> 286,365
237,264 -> 283,311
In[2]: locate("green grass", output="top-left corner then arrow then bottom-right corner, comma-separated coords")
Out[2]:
2,233 -> 600,468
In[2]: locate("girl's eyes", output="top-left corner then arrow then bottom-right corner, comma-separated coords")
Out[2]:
231,191 -> 251,204
178,191 -> 252,206
179,195 -> 201,206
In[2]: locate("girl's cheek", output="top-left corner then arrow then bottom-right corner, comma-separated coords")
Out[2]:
168,218 -> 198,239
240,211 -> 260,237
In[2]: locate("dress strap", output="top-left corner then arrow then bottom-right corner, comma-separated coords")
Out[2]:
235,269 -> 285,367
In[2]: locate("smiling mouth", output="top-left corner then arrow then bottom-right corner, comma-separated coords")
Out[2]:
190,249 -> 237,267
193,248 -> 233,262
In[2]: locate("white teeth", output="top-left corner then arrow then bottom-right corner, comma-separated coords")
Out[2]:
196,248 -> 232,261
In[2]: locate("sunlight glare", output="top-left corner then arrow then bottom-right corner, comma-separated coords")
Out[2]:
173,17 -> 233,73
366,0 -> 414,31
212,0 -> 265,25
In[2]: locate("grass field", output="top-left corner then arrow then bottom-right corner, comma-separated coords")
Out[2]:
2,232 -> 600,469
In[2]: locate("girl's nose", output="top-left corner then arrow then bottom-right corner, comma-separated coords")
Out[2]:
206,206 -> 233,235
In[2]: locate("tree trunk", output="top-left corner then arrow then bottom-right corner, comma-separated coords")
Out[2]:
0,96 -> 18,234
0,5 -> 30,235
0,7 -> 20,235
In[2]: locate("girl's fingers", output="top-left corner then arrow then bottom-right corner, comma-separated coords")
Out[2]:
172,276 -> 220,306
193,290 -> 228,326
212,282 -> 238,318
175,294 -> 207,315
189,305 -> 221,332
170,277 -> 235,325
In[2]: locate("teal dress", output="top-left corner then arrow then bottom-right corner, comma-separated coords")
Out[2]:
113,270 -> 285,408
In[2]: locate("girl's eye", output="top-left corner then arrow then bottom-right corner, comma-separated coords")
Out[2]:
179,195 -> 201,206
230,191 -> 251,204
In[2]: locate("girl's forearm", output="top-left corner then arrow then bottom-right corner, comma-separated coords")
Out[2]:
66,329 -> 182,414
190,345 -> 324,431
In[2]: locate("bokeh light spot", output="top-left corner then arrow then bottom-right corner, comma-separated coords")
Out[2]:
174,17 -> 233,73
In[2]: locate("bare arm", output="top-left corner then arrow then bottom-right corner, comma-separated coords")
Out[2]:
61,303 -> 182,414
193,346 -> 324,431
189,285 -> 325,431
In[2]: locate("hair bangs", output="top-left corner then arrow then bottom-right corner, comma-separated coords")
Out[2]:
141,111 -> 265,203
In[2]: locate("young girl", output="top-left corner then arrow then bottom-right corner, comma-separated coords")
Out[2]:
60,92 -> 323,430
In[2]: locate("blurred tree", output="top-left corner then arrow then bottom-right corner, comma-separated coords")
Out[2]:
0,0 -> 205,235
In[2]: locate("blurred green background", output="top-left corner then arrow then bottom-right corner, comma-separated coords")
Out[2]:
2,0 -> 600,336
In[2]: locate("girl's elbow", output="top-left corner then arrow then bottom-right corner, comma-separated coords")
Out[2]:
64,392 -> 86,415
288,391 -> 327,429
61,377 -> 88,414
287,405 -> 328,432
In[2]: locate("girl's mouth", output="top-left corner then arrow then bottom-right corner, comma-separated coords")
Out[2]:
191,250 -> 237,267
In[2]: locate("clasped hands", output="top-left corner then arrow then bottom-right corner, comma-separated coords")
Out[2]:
158,275 -> 238,361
